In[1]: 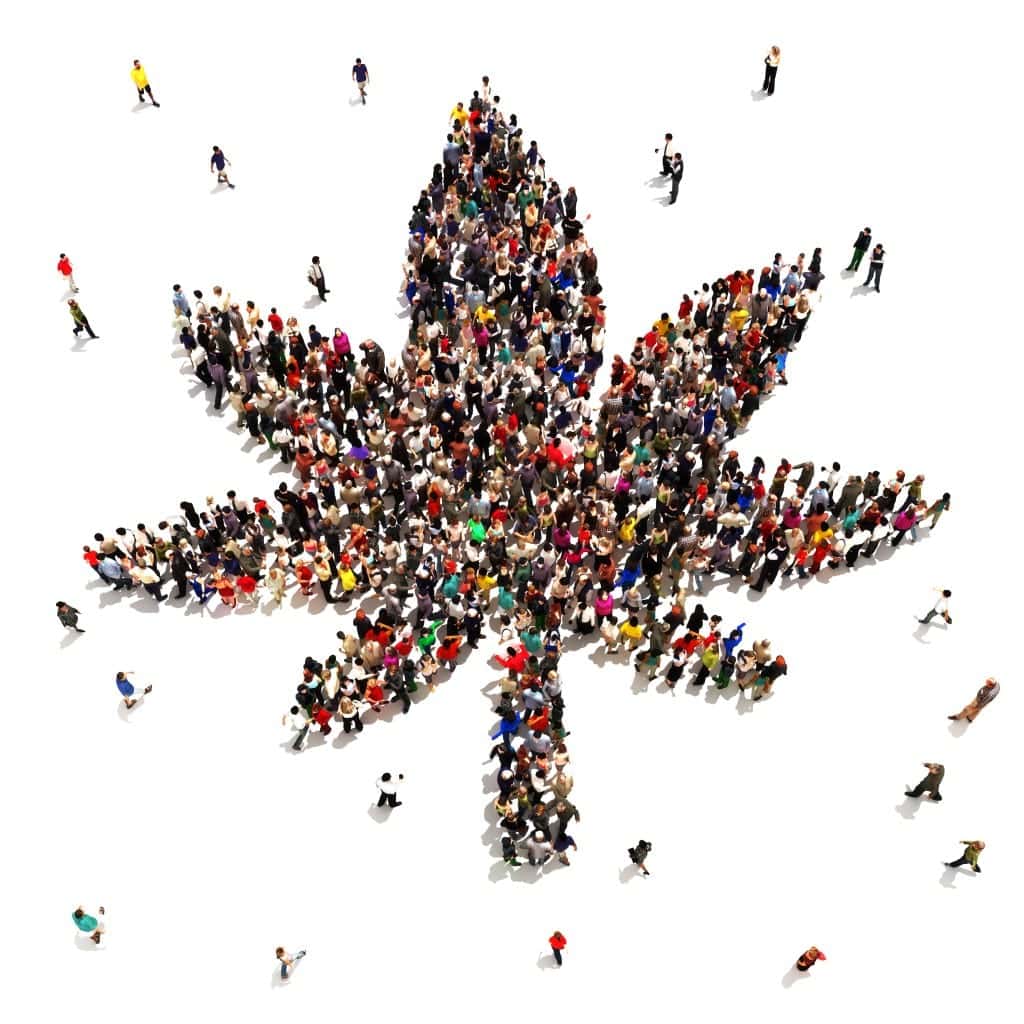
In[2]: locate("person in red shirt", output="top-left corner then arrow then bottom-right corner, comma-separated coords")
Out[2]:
57,253 -> 78,293
267,308 -> 284,334
82,545 -> 104,579
548,930 -> 567,966
795,946 -> 826,972
437,632 -> 463,668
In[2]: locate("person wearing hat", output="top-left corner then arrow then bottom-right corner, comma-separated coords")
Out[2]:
945,840 -> 985,873
948,678 -> 999,724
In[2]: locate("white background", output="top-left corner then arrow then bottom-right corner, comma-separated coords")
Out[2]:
3,2 -> 1019,1021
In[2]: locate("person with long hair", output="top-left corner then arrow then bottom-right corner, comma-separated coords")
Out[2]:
761,46 -> 781,95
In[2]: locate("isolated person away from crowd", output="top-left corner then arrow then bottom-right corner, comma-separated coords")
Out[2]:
761,46 -> 781,94
276,946 -> 306,980
548,930 -> 567,966
130,59 -> 159,106
308,256 -> 329,302
628,839 -> 652,876
905,762 -> 944,801
945,840 -> 985,873
68,298 -> 98,338
352,58 -> 369,103
56,601 -> 84,632
210,146 -> 235,189
795,946 -> 826,972
948,678 -> 999,724
72,906 -> 105,944
115,670 -> 152,710
918,588 -> 952,626
376,772 -> 403,808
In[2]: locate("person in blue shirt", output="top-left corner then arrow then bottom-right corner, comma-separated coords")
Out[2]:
210,146 -> 235,189
352,58 -> 369,104
97,558 -> 134,590
115,671 -> 152,710
72,906 -> 104,944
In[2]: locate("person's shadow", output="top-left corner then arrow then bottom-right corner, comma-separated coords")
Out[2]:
270,966 -> 288,987
74,933 -> 104,952
781,964 -> 809,988
536,952 -> 558,970
939,864 -> 972,889
895,795 -> 921,820
618,864 -> 642,884
750,89 -> 770,103
60,631 -> 84,649
947,718 -> 969,738
367,802 -> 392,824
850,284 -> 874,297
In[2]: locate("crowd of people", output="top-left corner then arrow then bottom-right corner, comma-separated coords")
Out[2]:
81,82 -> 949,879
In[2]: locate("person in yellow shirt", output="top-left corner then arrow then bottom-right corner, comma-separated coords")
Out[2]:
618,615 -> 645,652
450,102 -> 469,127
131,59 -> 160,107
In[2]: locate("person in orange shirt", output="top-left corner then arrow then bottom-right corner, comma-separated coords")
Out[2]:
548,930 -> 567,966
130,59 -> 160,107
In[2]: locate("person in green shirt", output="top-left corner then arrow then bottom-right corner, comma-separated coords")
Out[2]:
945,840 -> 985,873
68,299 -> 98,339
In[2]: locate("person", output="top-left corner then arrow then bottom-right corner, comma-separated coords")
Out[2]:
210,146 -> 235,189
501,834 -> 522,866
548,930 -> 567,966
57,253 -> 78,292
668,153 -> 684,205
352,58 -> 369,103
628,839 -> 652,876
376,771 -> 403,808
948,678 -> 999,724
276,947 -> 306,980
863,243 -> 885,291
795,946 -> 826,971
68,299 -> 98,338
308,257 -> 329,302
283,705 -> 310,751
905,762 -> 944,801
115,671 -> 152,710
56,601 -> 84,633
130,59 -> 160,106
657,133 -> 675,176
761,46 -> 781,95
845,228 -> 872,272
945,840 -> 985,873
72,906 -> 105,944
918,588 -> 951,626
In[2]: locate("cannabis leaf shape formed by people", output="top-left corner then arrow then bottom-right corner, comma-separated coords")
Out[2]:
86,87 -> 942,872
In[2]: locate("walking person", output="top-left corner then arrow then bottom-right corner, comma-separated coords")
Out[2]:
68,299 -> 98,339
548,930 -> 567,967
845,228 -> 872,272
283,705 -> 310,751
656,133 -> 675,176
376,771 -> 403,808
761,46 -> 781,95
57,253 -> 78,292
115,671 -> 152,710
905,762 -> 944,801
56,600 -> 85,633
72,906 -> 105,945
863,243 -> 885,291
795,946 -> 826,972
668,153 -> 684,205
308,257 -> 329,302
945,840 -> 985,874
130,59 -> 160,106
628,839 -> 652,876
948,678 -> 999,724
210,146 -> 235,189
352,58 -> 369,103
918,588 -> 951,627
276,947 -> 306,981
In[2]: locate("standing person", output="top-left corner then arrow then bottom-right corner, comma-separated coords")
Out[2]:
308,257 -> 329,302
276,947 -> 306,981
210,146 -> 235,189
352,58 -> 369,104
656,133 -> 675,176
57,253 -> 78,292
56,600 -> 85,633
172,284 -> 191,320
68,299 -> 98,339
945,840 -> 985,874
628,839 -> 652,876
668,154 -> 684,205
918,588 -> 952,627
761,46 -> 781,95
845,228 -> 872,272
130,59 -> 160,106
115,671 -> 152,710
863,243 -> 885,292
905,762 -> 944,801
948,678 -> 999,724
72,906 -> 105,945
376,771 -> 403,808
548,930 -> 567,967
795,946 -> 826,972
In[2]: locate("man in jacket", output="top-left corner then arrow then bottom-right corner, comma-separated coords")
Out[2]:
948,678 -> 999,723
68,299 -> 97,339
905,762 -> 944,801
945,840 -> 984,873
56,601 -> 84,633
845,227 -> 872,272
669,154 -> 684,205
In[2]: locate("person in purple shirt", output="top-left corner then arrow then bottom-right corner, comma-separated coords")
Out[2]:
352,58 -> 369,104
210,146 -> 235,189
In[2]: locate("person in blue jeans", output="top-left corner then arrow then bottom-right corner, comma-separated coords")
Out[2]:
276,947 -> 306,979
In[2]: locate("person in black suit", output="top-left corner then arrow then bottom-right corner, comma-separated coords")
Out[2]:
669,154 -> 684,204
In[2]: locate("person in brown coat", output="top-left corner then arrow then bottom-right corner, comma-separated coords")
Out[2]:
905,763 -> 944,801
948,678 -> 999,724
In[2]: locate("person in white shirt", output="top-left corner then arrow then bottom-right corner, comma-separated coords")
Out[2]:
656,133 -> 676,176
918,588 -> 952,626
308,257 -> 329,302
376,772 -> 403,808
